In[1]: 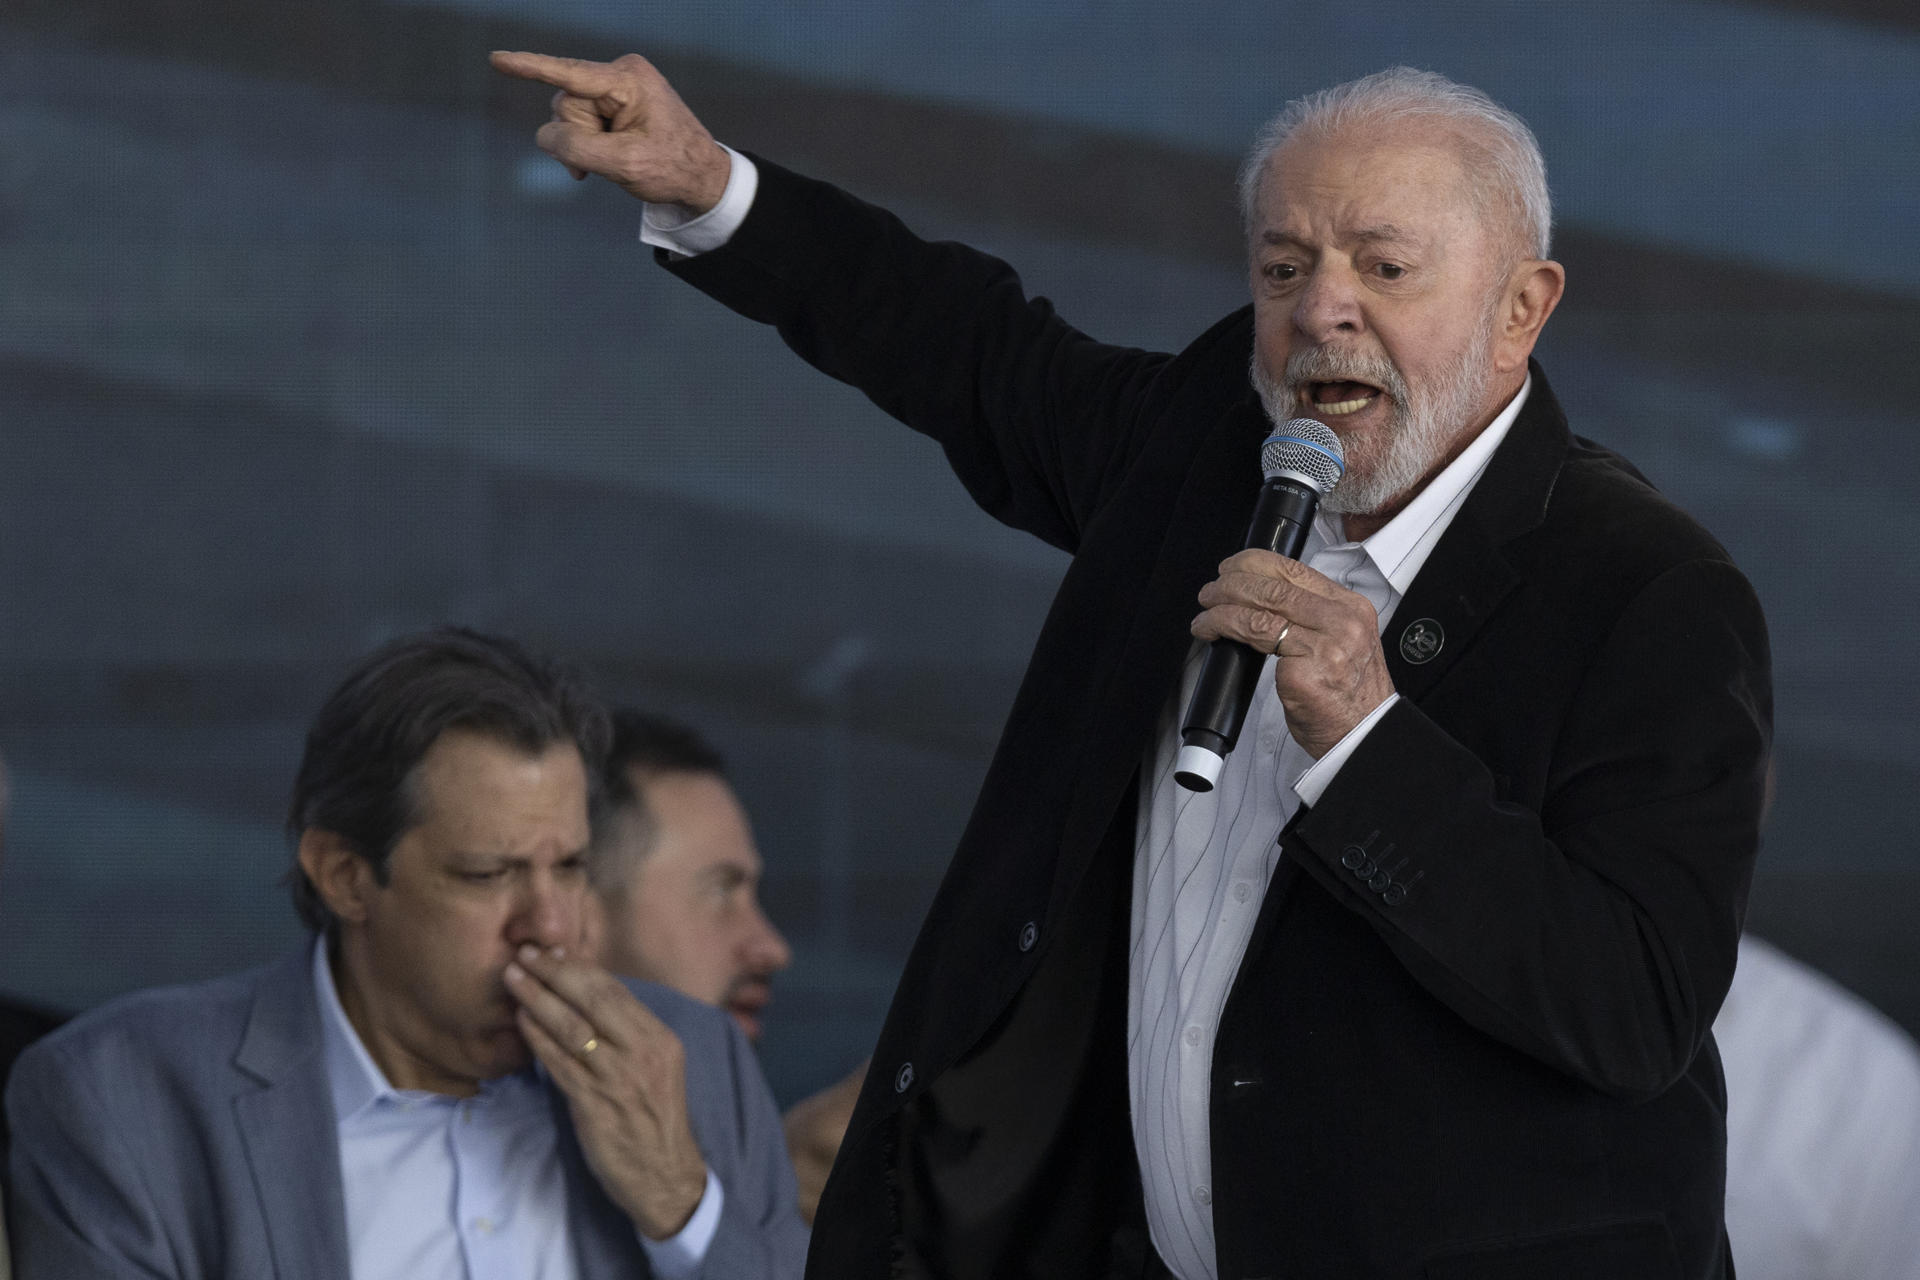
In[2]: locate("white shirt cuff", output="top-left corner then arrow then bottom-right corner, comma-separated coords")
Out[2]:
1293,693 -> 1399,808
640,145 -> 759,257
637,1169 -> 724,1278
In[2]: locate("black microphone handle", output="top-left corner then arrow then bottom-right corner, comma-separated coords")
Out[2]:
1177,478 -> 1320,776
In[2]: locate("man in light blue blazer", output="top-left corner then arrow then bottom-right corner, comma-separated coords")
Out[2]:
4,628 -> 809,1278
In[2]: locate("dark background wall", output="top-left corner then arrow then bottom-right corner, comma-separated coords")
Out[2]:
0,0 -> 1915,1105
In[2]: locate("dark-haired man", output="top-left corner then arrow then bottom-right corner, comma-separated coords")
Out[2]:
585,709 -> 863,1223
585,710 -> 792,1043
5,629 -> 807,1278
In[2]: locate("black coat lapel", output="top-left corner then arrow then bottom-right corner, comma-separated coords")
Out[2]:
1379,508 -> 1519,702
1380,364 -> 1571,702
1249,367 -> 1572,964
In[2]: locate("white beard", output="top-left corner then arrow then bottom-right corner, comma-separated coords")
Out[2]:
1251,305 -> 1499,517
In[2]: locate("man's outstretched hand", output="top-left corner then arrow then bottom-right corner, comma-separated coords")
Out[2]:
489,51 -> 731,214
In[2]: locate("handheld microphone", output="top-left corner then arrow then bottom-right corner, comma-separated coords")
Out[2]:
1174,419 -> 1345,792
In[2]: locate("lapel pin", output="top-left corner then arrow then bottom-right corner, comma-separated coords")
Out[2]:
1398,618 -> 1444,665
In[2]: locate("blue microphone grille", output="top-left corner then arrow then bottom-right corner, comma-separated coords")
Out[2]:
1261,419 -> 1345,495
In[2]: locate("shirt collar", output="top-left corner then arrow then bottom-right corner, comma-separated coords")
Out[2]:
313,935 -> 399,1126
1320,373 -> 1532,595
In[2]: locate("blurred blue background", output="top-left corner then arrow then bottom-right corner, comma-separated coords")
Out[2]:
1,0 -> 1915,1107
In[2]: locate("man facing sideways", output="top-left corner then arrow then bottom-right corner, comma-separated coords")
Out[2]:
585,709 -> 863,1223
5,629 -> 807,1278
586,710 -> 793,1042
491,55 -> 1771,1280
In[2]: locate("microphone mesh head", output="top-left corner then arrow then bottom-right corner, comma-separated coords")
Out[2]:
1262,418 -> 1345,495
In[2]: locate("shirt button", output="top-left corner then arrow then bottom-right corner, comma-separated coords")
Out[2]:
1184,1025 -> 1203,1047
1193,1185 -> 1212,1207
472,1216 -> 495,1234
1259,733 -> 1280,754
1018,920 -> 1038,952
894,1061 -> 915,1093
1232,882 -> 1252,904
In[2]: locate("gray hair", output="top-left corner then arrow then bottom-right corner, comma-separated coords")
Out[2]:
1237,68 -> 1552,262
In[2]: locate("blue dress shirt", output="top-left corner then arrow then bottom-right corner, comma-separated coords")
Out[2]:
313,941 -> 723,1278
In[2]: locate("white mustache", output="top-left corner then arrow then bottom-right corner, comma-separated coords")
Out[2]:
1282,347 -> 1407,403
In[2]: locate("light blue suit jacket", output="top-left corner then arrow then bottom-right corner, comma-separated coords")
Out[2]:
3,947 -> 808,1278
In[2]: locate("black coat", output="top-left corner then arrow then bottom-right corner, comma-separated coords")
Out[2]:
669,158 -> 1772,1280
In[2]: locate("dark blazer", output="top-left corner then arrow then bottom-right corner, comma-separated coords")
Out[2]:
4,946 -> 809,1278
669,159 -> 1771,1280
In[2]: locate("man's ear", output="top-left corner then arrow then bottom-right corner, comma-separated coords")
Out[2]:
1494,258 -> 1566,375
297,829 -> 379,925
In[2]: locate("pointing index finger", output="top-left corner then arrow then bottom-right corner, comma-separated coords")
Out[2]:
489,50 -> 623,97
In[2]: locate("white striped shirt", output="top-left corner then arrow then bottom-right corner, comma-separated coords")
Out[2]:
1128,379 -> 1530,1278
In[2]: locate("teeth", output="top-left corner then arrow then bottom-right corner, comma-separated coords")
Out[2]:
1316,396 -> 1374,416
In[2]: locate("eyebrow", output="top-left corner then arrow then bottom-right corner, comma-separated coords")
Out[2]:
1358,223 -> 1423,246
1258,224 -> 1423,249
451,846 -> 591,866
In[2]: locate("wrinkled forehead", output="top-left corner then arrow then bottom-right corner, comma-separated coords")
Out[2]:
408,730 -> 593,850
1254,118 -> 1514,260
1266,122 -> 1477,218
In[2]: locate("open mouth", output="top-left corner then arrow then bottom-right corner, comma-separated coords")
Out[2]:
1301,379 -> 1382,417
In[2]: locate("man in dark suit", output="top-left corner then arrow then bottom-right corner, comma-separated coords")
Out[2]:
492,55 -> 1771,1280
6,629 -> 807,1278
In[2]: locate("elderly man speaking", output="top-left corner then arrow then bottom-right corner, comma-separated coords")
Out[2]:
492,55 -> 1770,1280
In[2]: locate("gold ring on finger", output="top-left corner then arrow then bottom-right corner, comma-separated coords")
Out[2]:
579,1036 -> 599,1057
1271,622 -> 1292,656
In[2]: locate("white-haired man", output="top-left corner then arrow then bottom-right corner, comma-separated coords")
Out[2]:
491,57 -> 1770,1280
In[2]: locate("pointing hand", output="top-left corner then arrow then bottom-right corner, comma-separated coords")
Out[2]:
490,51 -> 731,213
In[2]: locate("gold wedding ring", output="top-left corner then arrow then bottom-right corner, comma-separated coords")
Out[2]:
579,1037 -> 599,1056
1272,622 -> 1292,656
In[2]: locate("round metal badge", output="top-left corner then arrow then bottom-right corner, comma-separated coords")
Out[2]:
1398,618 -> 1444,665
